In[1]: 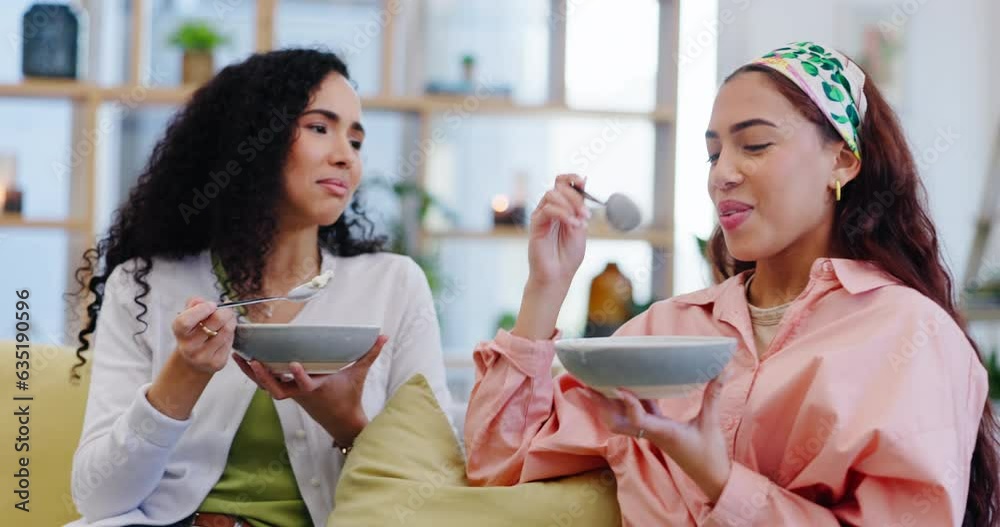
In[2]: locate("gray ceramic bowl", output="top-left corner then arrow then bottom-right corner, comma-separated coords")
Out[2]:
234,324 -> 380,373
554,336 -> 737,398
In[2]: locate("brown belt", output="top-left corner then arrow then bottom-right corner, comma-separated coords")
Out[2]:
191,512 -> 247,527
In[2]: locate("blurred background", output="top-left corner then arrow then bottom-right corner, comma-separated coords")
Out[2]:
0,0 -> 998,406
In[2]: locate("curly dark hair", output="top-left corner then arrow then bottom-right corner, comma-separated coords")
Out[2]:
69,48 -> 386,381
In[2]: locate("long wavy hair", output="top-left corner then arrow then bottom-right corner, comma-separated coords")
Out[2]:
70,49 -> 385,381
707,63 -> 999,526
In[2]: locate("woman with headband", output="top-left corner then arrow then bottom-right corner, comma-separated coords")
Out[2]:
463,42 -> 999,526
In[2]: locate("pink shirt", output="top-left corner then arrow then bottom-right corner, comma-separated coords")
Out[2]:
464,258 -> 988,526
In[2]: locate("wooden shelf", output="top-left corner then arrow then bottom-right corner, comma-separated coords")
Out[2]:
0,80 -> 94,100
100,85 -> 198,105
424,225 -> 673,248
0,82 -> 674,122
0,218 -> 88,230
418,96 -> 675,122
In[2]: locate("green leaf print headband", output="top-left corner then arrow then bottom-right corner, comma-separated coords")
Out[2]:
752,41 -> 868,159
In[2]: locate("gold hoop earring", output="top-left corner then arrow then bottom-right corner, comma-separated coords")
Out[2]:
835,180 -> 841,202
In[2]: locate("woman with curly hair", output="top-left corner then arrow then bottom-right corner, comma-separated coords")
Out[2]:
67,49 -> 452,527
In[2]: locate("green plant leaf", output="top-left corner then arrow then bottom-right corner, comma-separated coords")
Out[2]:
808,44 -> 826,54
823,81 -> 845,102
781,53 -> 797,59
801,61 -> 819,76
169,21 -> 228,51
831,113 -> 850,124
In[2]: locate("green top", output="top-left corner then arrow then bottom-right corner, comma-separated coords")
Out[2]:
198,389 -> 312,526
200,251 -> 311,526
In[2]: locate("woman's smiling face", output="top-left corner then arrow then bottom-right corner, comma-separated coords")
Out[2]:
706,70 -> 853,263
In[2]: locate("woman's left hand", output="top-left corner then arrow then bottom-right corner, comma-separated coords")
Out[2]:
589,377 -> 732,503
234,335 -> 389,445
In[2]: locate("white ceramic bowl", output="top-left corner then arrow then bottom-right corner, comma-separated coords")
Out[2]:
554,335 -> 737,398
234,324 -> 379,373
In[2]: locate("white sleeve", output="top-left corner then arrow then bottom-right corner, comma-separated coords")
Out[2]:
384,258 -> 454,425
71,264 -> 192,521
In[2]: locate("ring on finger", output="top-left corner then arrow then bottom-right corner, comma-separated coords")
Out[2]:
198,322 -> 219,337
636,428 -> 646,439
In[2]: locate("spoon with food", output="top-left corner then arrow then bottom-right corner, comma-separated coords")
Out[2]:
217,269 -> 334,309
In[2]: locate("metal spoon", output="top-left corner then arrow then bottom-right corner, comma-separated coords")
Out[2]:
217,270 -> 333,309
570,183 -> 642,232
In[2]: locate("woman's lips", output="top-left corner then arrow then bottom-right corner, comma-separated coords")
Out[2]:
317,179 -> 348,197
717,200 -> 753,231
719,209 -> 752,230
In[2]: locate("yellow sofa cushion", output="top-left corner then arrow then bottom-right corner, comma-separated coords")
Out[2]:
329,374 -> 621,526
0,341 -> 88,526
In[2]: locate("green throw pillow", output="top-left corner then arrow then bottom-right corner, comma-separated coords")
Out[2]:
328,375 -> 622,526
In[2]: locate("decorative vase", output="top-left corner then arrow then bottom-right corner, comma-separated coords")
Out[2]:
182,51 -> 214,85
585,263 -> 634,338
21,3 -> 79,79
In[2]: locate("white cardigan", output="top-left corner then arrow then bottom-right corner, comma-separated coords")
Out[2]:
68,250 -> 453,526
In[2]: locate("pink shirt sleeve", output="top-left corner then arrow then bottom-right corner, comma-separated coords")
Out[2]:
464,329 -> 613,486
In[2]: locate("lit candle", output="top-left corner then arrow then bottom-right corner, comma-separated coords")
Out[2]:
0,154 -> 11,215
492,193 -> 526,226
492,194 -> 510,214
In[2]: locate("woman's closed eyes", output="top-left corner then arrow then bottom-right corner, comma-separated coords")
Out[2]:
707,143 -> 774,165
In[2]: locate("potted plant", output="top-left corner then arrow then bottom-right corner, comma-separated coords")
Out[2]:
368,177 -> 457,296
169,21 -> 227,85
461,54 -> 476,83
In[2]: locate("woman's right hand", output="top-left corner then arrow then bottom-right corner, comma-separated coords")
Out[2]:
170,297 -> 236,374
526,173 -> 590,288
148,298 -> 237,420
511,174 -> 590,340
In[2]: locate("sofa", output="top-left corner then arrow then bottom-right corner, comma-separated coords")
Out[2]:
0,341 -> 89,526
0,342 -> 622,527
